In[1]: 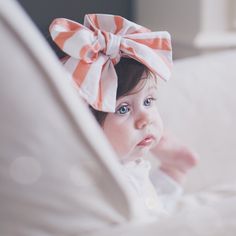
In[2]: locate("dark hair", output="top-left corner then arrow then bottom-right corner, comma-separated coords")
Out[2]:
90,57 -> 153,126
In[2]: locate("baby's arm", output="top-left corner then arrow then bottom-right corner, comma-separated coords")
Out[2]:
149,132 -> 198,212
151,131 -> 198,184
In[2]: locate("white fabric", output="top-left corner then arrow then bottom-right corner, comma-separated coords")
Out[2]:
1,1 -> 236,236
150,167 -> 183,212
122,159 -> 182,218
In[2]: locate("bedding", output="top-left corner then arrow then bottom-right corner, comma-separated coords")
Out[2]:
1,0 -> 236,235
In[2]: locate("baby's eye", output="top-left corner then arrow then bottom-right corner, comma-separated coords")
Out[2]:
144,97 -> 156,107
116,105 -> 130,115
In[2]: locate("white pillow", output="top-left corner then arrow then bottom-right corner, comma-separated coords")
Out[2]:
158,51 -> 236,191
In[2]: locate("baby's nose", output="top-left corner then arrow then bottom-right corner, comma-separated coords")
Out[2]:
135,112 -> 152,129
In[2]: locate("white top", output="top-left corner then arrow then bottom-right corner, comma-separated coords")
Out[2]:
122,158 -> 183,219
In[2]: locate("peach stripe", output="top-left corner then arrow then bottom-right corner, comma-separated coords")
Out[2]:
80,45 -> 90,59
103,31 -> 110,52
96,78 -> 103,110
54,31 -> 77,49
114,16 -> 124,34
130,38 -> 171,51
72,61 -> 91,86
51,18 -> 82,31
121,45 -> 161,77
52,19 -> 84,49
96,62 -> 108,110
80,43 -> 100,61
132,27 -> 150,34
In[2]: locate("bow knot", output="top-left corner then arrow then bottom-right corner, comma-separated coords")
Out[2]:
106,33 -> 122,62
97,30 -> 121,63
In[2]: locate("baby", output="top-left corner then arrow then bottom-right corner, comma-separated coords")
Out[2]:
49,14 -> 197,217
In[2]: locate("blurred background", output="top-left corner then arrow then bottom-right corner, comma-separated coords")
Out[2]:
18,0 -> 236,59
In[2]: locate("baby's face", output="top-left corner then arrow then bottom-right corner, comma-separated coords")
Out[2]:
102,79 -> 163,163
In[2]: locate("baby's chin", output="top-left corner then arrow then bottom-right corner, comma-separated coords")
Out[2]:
119,146 -> 151,164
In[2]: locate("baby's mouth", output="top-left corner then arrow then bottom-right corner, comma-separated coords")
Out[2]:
137,135 -> 155,147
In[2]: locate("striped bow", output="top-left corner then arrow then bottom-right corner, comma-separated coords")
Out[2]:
49,14 -> 172,112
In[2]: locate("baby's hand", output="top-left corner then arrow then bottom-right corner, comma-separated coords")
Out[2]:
151,132 -> 198,184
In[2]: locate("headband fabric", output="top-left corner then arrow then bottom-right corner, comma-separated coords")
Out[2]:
50,14 -> 172,112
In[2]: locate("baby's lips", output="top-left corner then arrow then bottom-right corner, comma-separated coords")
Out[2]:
137,135 -> 155,146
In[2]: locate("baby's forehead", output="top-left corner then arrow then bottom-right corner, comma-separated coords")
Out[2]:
119,77 -> 158,101
135,77 -> 158,92
145,77 -> 158,89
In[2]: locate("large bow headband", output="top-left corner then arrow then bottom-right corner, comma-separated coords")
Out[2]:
50,14 -> 172,112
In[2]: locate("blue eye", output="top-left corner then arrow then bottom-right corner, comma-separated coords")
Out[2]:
144,97 -> 155,107
116,105 -> 130,115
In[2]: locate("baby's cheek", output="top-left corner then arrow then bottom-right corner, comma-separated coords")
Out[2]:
114,135 -> 131,155
155,114 -> 164,141
105,131 -> 129,157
